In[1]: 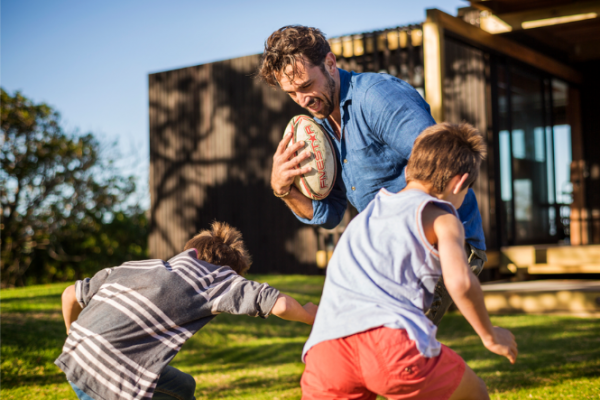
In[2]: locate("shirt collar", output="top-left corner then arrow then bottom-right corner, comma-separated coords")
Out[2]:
338,68 -> 352,107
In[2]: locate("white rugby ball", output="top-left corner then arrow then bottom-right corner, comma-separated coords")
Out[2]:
284,115 -> 337,200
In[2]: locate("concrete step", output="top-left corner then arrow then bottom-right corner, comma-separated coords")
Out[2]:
481,280 -> 600,317
485,245 -> 600,275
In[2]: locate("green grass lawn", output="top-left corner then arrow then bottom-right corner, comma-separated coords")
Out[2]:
2,276 -> 599,399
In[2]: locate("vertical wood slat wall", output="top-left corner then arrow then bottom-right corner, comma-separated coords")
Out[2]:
149,55 -> 322,274
331,25 -> 424,90
443,37 -> 495,250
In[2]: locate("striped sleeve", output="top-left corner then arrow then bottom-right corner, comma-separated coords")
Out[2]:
75,268 -> 112,308
210,277 -> 280,318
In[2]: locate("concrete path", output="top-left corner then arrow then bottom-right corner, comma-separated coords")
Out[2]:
481,280 -> 600,317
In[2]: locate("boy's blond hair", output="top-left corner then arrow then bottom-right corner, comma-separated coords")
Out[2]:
183,221 -> 252,275
406,122 -> 487,193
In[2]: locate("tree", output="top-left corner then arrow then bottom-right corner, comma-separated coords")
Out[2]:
1,88 -> 147,287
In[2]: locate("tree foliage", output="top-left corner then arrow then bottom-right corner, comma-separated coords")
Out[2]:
1,88 -> 147,287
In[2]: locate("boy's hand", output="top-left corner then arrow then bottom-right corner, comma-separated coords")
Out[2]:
483,327 -> 518,364
303,302 -> 318,325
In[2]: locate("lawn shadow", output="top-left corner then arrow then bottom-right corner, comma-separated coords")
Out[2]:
196,370 -> 302,399
1,294 -> 63,314
1,315 -> 68,389
177,340 -> 306,370
207,314 -> 312,337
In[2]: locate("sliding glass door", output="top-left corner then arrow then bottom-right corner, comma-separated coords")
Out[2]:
495,60 -> 572,246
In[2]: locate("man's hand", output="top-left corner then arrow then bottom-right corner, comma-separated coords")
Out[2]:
483,326 -> 518,364
271,132 -> 312,195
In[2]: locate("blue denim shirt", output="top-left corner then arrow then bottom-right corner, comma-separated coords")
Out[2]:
295,69 -> 486,249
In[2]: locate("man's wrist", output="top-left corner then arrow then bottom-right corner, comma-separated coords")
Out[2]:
273,186 -> 292,198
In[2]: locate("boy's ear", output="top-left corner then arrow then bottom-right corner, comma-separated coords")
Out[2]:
452,173 -> 470,194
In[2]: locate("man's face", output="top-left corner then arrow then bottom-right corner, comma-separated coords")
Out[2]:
277,55 -> 337,119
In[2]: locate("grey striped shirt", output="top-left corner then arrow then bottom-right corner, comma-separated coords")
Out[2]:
55,249 -> 280,400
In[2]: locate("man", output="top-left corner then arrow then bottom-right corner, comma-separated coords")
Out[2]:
258,25 -> 487,324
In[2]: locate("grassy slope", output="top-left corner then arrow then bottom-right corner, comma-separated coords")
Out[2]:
1,277 -> 599,399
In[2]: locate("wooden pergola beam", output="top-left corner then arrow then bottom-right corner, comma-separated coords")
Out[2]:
425,8 -> 583,84
493,1 -> 600,31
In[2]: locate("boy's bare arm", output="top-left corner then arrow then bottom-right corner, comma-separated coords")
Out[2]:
62,285 -> 83,334
270,293 -> 318,325
434,213 -> 518,364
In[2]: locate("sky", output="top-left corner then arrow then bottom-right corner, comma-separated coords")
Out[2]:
2,0 -> 466,208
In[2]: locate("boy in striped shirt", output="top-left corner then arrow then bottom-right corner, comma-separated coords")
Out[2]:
56,222 -> 317,400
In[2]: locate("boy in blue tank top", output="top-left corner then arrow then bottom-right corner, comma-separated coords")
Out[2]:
301,123 -> 517,400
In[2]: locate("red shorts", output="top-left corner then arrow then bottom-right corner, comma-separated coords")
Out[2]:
301,327 -> 465,400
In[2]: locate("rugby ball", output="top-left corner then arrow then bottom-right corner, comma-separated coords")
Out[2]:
284,115 -> 337,200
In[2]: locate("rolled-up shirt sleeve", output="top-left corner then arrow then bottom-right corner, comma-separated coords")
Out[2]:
293,169 -> 347,229
212,277 -> 280,318
74,268 -> 112,308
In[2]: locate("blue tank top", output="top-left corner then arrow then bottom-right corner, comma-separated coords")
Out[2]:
303,188 -> 459,360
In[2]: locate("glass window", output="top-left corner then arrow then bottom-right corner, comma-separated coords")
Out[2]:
554,124 -> 572,204
497,64 -> 514,244
512,129 -> 526,159
496,63 -> 570,245
499,130 -> 512,202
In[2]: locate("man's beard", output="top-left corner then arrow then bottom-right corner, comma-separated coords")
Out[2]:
306,71 -> 336,119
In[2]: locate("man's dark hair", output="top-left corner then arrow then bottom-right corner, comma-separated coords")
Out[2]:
406,122 -> 487,193
258,25 -> 331,86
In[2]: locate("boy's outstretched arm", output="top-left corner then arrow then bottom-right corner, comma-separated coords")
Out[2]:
270,293 -> 318,325
62,284 -> 83,334
435,214 -> 518,364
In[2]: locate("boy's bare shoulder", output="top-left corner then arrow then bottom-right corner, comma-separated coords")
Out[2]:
422,202 -> 464,244
422,202 -> 452,218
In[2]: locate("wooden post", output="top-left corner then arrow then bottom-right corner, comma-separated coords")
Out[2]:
569,87 -> 588,245
571,160 -> 589,245
424,9 -> 445,123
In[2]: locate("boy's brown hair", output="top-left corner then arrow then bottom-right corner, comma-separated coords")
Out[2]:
406,122 -> 487,193
183,221 -> 252,275
258,25 -> 331,87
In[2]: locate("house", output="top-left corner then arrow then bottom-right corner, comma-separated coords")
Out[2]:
148,1 -> 600,278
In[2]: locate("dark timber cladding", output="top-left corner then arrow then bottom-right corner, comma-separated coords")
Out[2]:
443,37 -> 495,250
148,55 -> 315,274
149,25 -> 425,273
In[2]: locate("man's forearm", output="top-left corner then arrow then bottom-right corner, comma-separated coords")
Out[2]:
280,187 -> 314,220
62,284 -> 83,334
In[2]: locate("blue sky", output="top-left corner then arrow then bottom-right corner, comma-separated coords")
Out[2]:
2,0 -> 466,208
